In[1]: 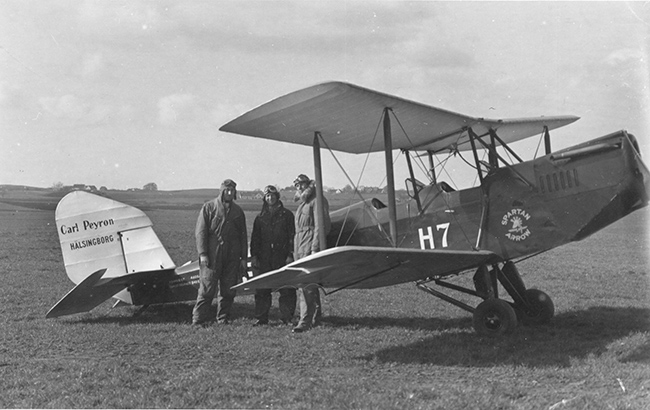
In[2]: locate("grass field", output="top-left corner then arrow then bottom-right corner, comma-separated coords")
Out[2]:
0,201 -> 648,409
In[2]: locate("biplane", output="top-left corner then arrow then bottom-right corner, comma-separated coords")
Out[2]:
46,81 -> 648,337
219,81 -> 649,336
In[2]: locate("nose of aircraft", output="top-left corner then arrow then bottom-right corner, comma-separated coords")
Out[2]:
632,143 -> 650,209
639,159 -> 649,202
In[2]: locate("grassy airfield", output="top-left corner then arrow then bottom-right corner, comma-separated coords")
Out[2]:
0,190 -> 648,409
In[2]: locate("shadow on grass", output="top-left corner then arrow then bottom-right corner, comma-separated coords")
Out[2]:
65,303 -> 649,368
76,301 -> 257,325
352,306 -> 649,367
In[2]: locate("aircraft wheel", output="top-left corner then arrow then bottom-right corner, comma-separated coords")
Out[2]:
473,299 -> 518,336
517,289 -> 554,326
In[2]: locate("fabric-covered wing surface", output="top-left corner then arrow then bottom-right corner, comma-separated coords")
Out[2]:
46,268 -> 179,318
220,81 -> 579,154
232,246 -> 499,292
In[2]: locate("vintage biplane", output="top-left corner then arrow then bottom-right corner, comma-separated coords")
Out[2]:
218,81 -> 649,336
46,81 -> 648,337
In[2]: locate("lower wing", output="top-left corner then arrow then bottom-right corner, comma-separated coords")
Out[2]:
233,246 -> 499,292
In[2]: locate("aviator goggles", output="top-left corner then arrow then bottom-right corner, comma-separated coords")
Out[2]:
263,185 -> 279,196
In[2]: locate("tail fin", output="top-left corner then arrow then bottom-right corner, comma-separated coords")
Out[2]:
55,191 -> 175,305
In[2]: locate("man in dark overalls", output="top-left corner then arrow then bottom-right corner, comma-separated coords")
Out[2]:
250,185 -> 296,325
192,179 -> 247,325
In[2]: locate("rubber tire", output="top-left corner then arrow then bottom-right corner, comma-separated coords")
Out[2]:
518,289 -> 554,326
473,298 -> 518,336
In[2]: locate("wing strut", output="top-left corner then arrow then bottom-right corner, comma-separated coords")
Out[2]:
543,126 -> 552,154
383,108 -> 398,246
314,132 -> 328,249
468,127 -> 485,184
427,150 -> 437,184
404,150 -> 423,213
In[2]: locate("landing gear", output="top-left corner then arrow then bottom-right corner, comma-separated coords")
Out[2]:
473,298 -> 517,336
492,261 -> 555,326
132,305 -> 150,317
416,260 -> 554,336
516,288 -> 554,326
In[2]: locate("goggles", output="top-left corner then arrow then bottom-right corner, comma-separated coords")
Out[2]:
263,185 -> 278,195
293,174 -> 310,186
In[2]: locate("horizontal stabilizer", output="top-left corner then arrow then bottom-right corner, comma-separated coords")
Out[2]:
45,269 -> 126,318
46,268 -> 178,318
233,246 -> 499,292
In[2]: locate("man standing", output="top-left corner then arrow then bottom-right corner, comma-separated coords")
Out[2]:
192,179 -> 247,326
292,174 -> 330,333
250,185 -> 296,325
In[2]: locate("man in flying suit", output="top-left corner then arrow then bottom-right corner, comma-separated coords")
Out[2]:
250,185 -> 296,325
192,179 -> 247,325
292,174 -> 330,333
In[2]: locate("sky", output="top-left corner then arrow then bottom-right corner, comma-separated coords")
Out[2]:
1,1 -> 649,191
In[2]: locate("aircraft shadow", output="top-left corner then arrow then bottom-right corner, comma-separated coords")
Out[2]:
70,304 -> 649,368
346,306 -> 650,368
77,301 -> 256,325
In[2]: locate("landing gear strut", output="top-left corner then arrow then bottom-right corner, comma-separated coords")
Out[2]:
516,288 -> 554,325
416,260 -> 554,336
498,262 -> 554,326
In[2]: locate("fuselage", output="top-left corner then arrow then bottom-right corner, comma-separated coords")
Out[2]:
329,130 -> 649,261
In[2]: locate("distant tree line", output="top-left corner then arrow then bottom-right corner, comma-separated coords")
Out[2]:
51,182 -> 158,192
49,181 -> 388,194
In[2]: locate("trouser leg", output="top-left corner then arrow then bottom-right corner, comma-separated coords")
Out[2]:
296,285 -> 318,328
192,265 -> 217,324
278,288 -> 297,323
254,289 -> 272,322
313,288 -> 322,326
216,260 -> 239,322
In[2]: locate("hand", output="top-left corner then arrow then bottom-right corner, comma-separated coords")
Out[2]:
251,256 -> 259,269
240,260 -> 247,273
285,254 -> 294,264
199,255 -> 209,266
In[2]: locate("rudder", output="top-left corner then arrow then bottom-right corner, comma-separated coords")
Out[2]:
55,191 -> 175,304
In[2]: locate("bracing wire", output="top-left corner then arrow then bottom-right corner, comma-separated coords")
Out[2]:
317,118 -> 394,246
436,154 -> 460,190
390,109 -> 435,182
388,110 -> 480,249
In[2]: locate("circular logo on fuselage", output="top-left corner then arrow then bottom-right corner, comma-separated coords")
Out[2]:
501,208 -> 531,242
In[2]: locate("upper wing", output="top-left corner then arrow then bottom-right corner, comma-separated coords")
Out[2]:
219,81 -> 579,154
232,246 -> 499,292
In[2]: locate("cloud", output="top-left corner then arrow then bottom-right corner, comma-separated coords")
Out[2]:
142,1 -> 438,57
605,48 -> 644,66
414,47 -> 476,69
157,93 -> 196,125
81,52 -> 105,77
39,94 -> 85,119
37,94 -> 114,124
78,1 -> 165,37
0,82 -> 17,107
